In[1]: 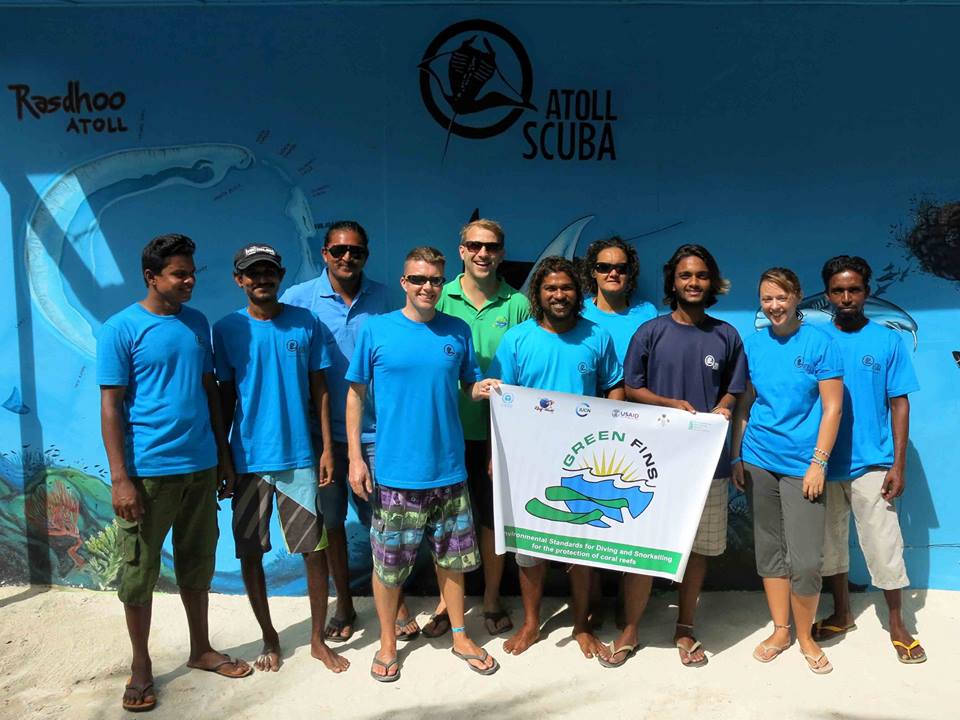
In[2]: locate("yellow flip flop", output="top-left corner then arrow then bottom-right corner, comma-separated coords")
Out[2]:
893,639 -> 927,664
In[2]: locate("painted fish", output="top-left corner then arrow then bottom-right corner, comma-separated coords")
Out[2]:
754,295 -> 919,349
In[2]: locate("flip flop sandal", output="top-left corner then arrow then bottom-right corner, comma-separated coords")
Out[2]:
422,611 -> 451,638
598,643 -> 637,669
122,678 -> 157,712
676,638 -> 708,667
812,620 -> 857,641
801,650 -> 834,675
370,656 -> 401,683
753,641 -> 791,663
451,648 -> 500,676
186,655 -> 254,678
325,610 -> 358,643
395,616 -> 421,642
483,609 -> 514,635
893,639 -> 927,664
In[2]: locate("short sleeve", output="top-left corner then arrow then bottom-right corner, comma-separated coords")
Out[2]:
723,329 -> 748,395
814,333 -> 843,381
488,335 -> 518,385
309,315 -> 334,372
513,293 -> 532,323
460,331 -> 483,384
195,314 -> 214,375
96,322 -> 130,386
886,332 -> 920,397
597,331 -> 624,390
623,323 -> 651,388
345,321 -> 375,385
211,321 -> 234,382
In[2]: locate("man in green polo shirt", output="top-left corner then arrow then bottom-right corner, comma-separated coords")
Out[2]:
419,219 -> 530,638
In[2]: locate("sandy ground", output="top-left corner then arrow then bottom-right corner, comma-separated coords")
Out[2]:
0,585 -> 953,720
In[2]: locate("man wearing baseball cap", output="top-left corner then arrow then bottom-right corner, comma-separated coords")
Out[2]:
213,242 -> 348,674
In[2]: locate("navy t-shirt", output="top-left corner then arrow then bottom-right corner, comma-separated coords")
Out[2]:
624,314 -> 747,477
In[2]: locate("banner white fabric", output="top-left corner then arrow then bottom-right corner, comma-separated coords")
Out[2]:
491,384 -> 728,581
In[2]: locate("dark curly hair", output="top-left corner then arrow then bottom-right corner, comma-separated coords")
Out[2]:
662,244 -> 730,309
527,256 -> 584,323
580,236 -> 639,301
821,255 -> 872,290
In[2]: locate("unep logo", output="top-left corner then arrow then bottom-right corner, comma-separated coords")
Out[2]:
418,19 -> 536,158
524,430 -> 657,529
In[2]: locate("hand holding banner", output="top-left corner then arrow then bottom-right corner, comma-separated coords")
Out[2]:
491,384 -> 728,581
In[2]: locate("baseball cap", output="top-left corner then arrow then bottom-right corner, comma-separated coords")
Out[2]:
234,243 -> 282,271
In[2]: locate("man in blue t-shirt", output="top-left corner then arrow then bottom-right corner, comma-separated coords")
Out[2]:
280,220 -> 407,642
97,234 -> 251,712
624,243 -> 746,669
488,256 -> 625,663
815,255 -> 925,664
213,242 -> 348,675
345,246 -> 501,682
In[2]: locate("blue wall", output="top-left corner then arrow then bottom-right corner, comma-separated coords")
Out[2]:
1,3 -> 957,592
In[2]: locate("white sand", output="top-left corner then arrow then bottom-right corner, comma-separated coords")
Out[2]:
0,586 -> 952,719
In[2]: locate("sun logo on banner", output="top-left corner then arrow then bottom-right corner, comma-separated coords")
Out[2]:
524,431 -> 657,529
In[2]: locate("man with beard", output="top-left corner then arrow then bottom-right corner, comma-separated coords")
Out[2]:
815,255 -> 925,664
488,256 -> 624,660
281,222 -> 417,642
623,244 -> 745,668
213,243 -> 349,674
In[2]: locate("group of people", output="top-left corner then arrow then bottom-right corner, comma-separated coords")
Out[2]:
97,219 -> 925,712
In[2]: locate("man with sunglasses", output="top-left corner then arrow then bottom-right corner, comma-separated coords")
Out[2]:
213,243 -> 348,675
418,219 -> 530,639
346,246 -> 501,682
282,221 -> 417,643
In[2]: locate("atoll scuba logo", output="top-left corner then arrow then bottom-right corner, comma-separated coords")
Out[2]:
861,355 -> 882,373
418,19 -> 536,158
577,361 -> 589,374
286,340 -> 300,353
494,316 -> 508,328
704,354 -> 718,369
794,355 -> 804,368
525,430 -> 657,528
443,343 -> 456,357
575,402 -> 591,417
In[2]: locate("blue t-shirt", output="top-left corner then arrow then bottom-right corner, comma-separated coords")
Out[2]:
345,310 -> 482,490
581,297 -> 658,361
488,318 -> 623,396
823,321 -> 919,480
96,303 -> 217,477
281,270 -> 392,444
742,324 -> 843,477
213,305 -> 334,474
624,314 -> 747,477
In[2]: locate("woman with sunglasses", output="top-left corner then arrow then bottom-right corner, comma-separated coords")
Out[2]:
580,236 -> 656,361
731,267 -> 844,675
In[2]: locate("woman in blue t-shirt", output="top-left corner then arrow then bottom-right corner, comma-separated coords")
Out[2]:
579,236 -> 657,361
731,267 -> 843,675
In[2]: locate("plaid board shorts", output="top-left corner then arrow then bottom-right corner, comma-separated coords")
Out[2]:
691,476 -> 729,557
370,481 -> 480,587
231,469 -> 328,558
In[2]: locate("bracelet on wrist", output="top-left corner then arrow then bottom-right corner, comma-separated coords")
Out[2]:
813,447 -> 830,459
730,456 -> 743,465
810,456 -> 828,469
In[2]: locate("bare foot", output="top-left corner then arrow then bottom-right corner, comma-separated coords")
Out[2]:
504,623 -> 540,655
574,627 -> 610,661
255,635 -> 282,672
311,636 -> 350,673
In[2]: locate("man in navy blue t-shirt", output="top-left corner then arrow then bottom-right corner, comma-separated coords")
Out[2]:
214,242 -> 349,675
346,246 -> 501,682
624,244 -> 746,668
98,234 -> 251,712
815,255 -> 925,664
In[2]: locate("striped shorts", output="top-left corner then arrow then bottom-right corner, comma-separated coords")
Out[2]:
231,469 -> 328,558
370,481 -> 480,587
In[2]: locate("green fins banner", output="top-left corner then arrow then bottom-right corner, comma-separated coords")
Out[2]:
491,385 -> 727,581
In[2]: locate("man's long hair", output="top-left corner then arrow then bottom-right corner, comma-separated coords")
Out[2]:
527,256 -> 584,323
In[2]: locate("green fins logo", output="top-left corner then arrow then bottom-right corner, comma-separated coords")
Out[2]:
525,430 -> 657,529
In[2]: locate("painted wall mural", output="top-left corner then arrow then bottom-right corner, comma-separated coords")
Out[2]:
1,4 -> 958,595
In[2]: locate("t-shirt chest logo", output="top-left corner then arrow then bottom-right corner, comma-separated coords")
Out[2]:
577,361 -> 590,374
704,354 -> 719,370
286,339 -> 301,354
861,355 -> 882,373
443,343 -> 457,358
493,316 -> 508,328
793,355 -> 815,373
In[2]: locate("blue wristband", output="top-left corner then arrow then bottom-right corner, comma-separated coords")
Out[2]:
730,456 -> 743,465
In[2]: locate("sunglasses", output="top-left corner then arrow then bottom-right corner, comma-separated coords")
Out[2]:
325,244 -> 369,260
462,241 -> 504,254
594,262 -> 629,274
404,274 -> 446,287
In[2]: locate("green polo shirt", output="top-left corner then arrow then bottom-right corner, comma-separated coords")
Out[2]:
437,274 -> 530,440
